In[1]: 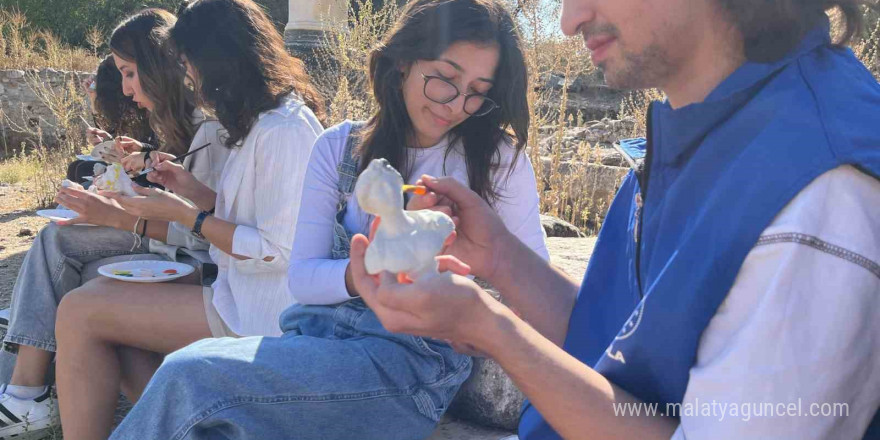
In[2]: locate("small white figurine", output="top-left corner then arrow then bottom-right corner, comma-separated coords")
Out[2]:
89,163 -> 137,196
90,140 -> 119,163
355,158 -> 455,280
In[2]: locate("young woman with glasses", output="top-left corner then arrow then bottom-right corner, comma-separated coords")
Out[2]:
107,1 -> 547,439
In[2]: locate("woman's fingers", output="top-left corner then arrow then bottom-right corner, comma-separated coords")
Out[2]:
55,189 -> 86,213
349,234 -> 378,298
150,151 -> 176,164
86,127 -> 108,145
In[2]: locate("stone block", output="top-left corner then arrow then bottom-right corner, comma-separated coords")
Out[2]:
541,214 -> 585,238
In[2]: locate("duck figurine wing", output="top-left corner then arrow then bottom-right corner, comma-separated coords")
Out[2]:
355,158 -> 455,280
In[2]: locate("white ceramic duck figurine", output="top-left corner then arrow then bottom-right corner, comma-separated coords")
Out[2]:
355,158 -> 455,280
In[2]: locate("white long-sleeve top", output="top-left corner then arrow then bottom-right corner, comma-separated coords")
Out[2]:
288,120 -> 549,306
152,114 -> 231,256
208,95 -> 324,336
670,165 -> 880,439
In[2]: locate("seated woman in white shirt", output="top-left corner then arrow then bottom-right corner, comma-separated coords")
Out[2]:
0,10 -> 231,439
107,1 -> 549,439
51,2 -> 325,439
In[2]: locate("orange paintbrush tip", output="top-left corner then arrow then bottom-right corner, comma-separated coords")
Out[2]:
402,184 -> 427,195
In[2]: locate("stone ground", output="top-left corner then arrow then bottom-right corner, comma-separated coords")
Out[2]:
0,182 -> 597,440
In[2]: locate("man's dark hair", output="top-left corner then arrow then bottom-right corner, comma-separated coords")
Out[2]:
718,0 -> 873,62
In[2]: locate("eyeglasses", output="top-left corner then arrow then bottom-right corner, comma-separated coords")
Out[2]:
416,61 -> 498,117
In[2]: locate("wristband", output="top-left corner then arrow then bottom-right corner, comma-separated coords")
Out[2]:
191,210 -> 211,240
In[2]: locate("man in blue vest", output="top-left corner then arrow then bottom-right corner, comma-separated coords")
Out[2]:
350,0 -> 880,438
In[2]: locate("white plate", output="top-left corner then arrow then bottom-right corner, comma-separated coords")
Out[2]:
98,260 -> 194,283
36,209 -> 95,226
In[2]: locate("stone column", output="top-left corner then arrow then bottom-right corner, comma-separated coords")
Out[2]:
284,0 -> 347,60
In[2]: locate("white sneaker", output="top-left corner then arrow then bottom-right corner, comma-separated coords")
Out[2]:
0,385 -> 59,439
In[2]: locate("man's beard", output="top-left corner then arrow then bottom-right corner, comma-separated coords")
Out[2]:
601,42 -> 674,91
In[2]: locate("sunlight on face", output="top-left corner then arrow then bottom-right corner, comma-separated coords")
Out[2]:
560,0 -> 700,90
400,41 -> 499,148
112,53 -> 155,111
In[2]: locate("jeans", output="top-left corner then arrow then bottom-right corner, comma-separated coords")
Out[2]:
110,298 -> 472,440
0,222 -> 160,382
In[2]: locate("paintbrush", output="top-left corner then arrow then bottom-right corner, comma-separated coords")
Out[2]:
133,142 -> 211,177
402,184 -> 427,195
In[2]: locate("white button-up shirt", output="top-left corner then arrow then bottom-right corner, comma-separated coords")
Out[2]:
209,95 -> 324,336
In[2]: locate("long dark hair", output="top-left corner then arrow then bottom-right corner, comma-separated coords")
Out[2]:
717,0 -> 873,62
93,55 -> 153,141
360,0 -> 529,205
170,0 -> 326,148
110,8 -> 195,155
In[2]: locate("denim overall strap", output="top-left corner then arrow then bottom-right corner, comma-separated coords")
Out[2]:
330,121 -> 366,259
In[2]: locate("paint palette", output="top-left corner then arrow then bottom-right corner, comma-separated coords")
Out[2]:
98,260 -> 194,283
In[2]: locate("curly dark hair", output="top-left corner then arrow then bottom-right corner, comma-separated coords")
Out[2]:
93,55 -> 153,142
359,0 -> 529,205
170,0 -> 326,149
717,0 -> 875,62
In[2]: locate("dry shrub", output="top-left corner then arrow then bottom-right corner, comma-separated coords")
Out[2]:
0,9 -> 99,72
853,6 -> 880,78
313,0 -> 400,123
1,69 -> 89,207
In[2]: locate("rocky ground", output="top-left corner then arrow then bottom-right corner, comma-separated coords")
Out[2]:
0,182 -> 597,440
0,183 -> 49,309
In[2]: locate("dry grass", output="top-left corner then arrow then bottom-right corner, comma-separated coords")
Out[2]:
0,9 -> 99,72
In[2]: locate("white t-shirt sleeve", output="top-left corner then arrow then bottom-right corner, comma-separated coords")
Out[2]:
493,145 -> 550,261
287,123 -> 354,305
670,165 -> 880,440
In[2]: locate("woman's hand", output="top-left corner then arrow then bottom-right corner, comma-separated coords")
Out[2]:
121,152 -> 151,173
114,136 -> 144,155
145,152 -> 198,195
101,185 -> 197,225
86,127 -> 112,146
54,184 -> 132,229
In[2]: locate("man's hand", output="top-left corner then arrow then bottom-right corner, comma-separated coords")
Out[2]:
406,175 -> 512,282
350,233 -> 502,346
